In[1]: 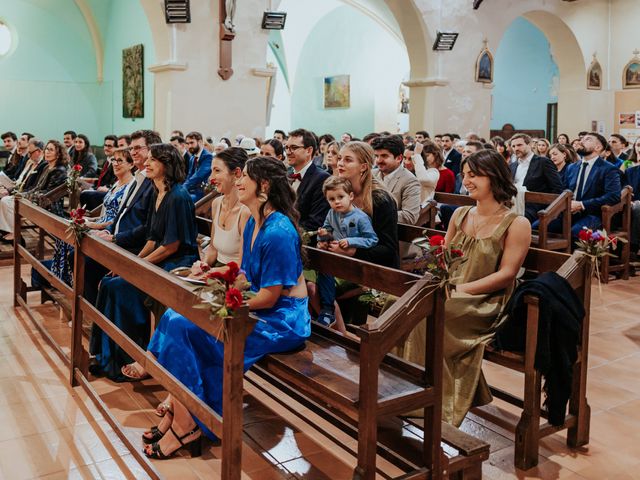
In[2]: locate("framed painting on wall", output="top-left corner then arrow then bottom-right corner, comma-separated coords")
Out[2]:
587,55 -> 602,90
122,44 -> 144,118
475,42 -> 493,83
323,75 -> 350,109
623,50 -> 640,90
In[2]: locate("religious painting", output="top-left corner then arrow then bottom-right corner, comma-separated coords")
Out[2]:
587,57 -> 602,90
122,44 -> 144,118
475,46 -> 493,83
619,113 -> 636,125
623,52 -> 640,89
323,75 -> 350,109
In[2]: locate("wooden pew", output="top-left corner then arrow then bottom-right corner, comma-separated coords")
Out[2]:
14,200 -> 257,480
600,186 -> 632,282
398,223 -> 592,471
194,216 -> 490,479
431,191 -> 573,253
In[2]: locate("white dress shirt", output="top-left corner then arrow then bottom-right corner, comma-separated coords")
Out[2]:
514,152 -> 534,187
291,160 -> 313,193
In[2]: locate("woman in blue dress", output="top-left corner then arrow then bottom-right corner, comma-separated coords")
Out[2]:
141,156 -> 311,459
90,143 -> 198,381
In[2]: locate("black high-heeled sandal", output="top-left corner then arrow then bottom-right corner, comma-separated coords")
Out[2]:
144,425 -> 202,459
142,410 -> 174,444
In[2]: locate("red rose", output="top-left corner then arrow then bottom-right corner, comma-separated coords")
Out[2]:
223,261 -> 241,284
200,263 -> 211,272
577,229 -> 591,242
451,249 -> 463,257
434,246 -> 444,256
206,271 -> 225,281
75,218 -> 85,225
429,235 -> 445,247
72,164 -> 83,172
225,288 -> 243,310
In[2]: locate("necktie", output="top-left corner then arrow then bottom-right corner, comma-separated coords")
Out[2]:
289,173 -> 302,182
576,162 -> 588,201
96,159 -> 111,188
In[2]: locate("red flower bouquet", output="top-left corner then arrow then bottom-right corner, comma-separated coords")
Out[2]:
66,206 -> 89,244
66,163 -> 83,195
575,227 -> 624,291
193,261 -> 252,324
411,231 -> 467,297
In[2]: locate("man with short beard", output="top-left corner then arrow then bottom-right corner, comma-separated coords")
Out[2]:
183,131 -> 213,201
560,132 -> 621,239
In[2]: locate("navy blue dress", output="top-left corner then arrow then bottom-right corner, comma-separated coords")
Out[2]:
147,211 -> 311,439
90,184 -> 198,380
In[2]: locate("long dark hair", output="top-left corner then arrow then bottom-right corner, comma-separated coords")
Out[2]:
149,143 -> 186,191
72,134 -> 91,165
46,140 -> 69,167
245,156 -> 300,230
462,149 -> 517,207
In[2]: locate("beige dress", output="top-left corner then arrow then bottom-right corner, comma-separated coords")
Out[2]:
402,206 -> 518,426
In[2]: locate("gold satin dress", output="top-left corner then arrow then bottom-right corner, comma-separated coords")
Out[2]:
402,206 -> 518,426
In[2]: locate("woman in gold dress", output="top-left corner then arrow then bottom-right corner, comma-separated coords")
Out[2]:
404,149 -> 531,426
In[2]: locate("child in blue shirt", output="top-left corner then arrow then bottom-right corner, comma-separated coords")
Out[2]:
315,177 -> 378,327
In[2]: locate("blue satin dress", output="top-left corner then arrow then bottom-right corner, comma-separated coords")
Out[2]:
148,211 -> 311,439
90,184 -> 198,381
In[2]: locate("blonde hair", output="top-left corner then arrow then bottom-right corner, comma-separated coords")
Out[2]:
340,141 -> 382,216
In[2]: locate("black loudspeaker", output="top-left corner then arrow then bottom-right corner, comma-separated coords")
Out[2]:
165,0 -> 191,23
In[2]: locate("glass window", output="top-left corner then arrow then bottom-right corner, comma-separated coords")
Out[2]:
0,22 -> 12,57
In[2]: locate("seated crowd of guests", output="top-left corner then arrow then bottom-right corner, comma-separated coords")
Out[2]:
0,124 -> 637,460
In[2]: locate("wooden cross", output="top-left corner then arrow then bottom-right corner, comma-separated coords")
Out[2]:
218,0 -> 236,80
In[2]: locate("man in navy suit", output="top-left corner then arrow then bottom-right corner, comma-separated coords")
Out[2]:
88,129 -> 161,304
510,133 -> 564,222
183,131 -> 213,202
562,132 -> 621,239
442,133 -> 462,176
286,128 -> 332,323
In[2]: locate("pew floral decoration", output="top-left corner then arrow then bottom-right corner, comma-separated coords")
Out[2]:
202,178 -> 217,195
575,227 -> 624,291
66,206 -> 89,244
410,233 -> 466,298
66,164 -> 83,195
193,261 -> 254,340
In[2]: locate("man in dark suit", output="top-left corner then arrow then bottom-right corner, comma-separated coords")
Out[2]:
286,128 -> 330,232
286,128 -> 332,323
183,131 -> 213,202
170,134 -> 190,175
89,130 -> 161,304
441,133 -> 462,176
80,134 -> 118,211
562,132 -> 621,239
510,133 -> 564,222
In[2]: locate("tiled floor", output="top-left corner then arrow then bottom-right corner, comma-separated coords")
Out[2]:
1,263 -> 639,479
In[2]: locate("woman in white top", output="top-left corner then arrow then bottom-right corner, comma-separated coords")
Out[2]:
403,140 -> 440,205
202,147 -> 251,267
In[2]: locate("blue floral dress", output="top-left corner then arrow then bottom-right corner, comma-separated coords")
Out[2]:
147,211 -> 311,439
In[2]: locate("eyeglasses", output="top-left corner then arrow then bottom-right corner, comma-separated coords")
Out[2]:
285,144 -> 305,153
130,145 -> 148,153
111,158 -> 128,165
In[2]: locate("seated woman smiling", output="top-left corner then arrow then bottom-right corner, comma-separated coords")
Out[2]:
138,156 -> 311,459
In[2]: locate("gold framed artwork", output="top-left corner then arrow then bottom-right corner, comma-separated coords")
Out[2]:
323,75 -> 350,109
122,44 -> 144,118
587,55 -> 602,90
623,50 -> 640,90
475,41 -> 493,84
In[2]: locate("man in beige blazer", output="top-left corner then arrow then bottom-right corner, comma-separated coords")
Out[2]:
371,135 -> 421,225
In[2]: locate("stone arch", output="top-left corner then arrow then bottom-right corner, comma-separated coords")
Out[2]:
74,0 -> 104,83
497,9 -> 586,137
383,0 -> 434,132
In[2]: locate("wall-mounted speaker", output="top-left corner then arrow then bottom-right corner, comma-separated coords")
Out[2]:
165,0 -> 191,24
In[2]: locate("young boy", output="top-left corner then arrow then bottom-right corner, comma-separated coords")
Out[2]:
315,176 -> 378,326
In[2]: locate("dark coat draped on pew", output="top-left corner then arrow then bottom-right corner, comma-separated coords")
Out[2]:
494,271 -> 585,426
